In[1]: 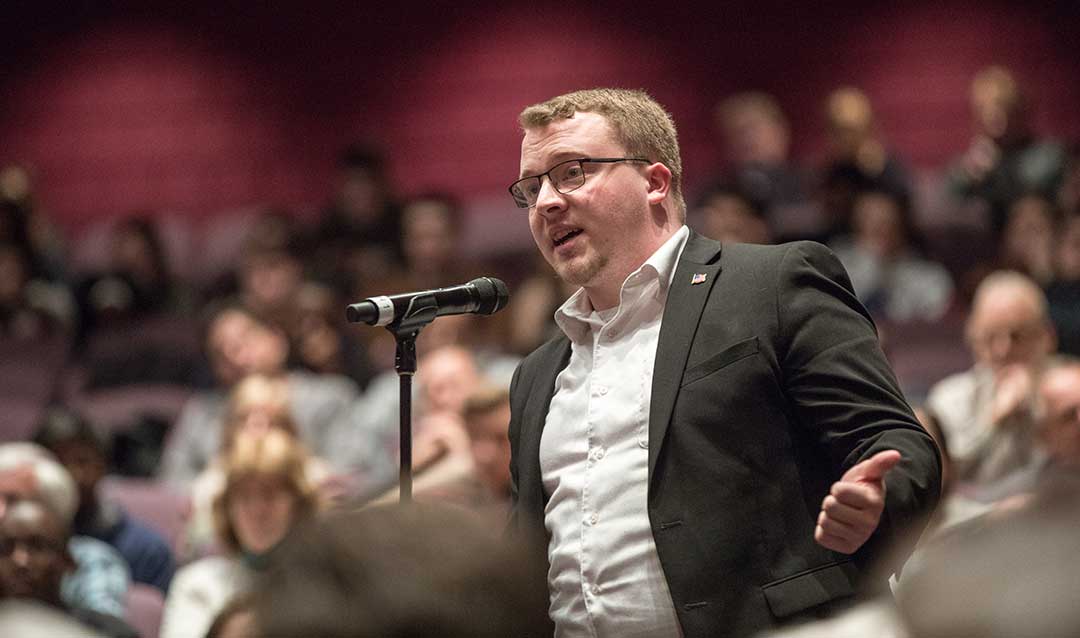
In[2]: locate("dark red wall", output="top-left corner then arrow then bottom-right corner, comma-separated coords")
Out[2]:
2,1 -> 1078,227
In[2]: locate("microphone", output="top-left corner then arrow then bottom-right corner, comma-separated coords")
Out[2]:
345,277 -> 510,326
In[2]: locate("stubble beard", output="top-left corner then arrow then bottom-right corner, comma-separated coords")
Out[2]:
551,247 -> 606,290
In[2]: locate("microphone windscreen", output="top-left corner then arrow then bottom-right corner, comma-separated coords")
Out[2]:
470,277 -> 510,315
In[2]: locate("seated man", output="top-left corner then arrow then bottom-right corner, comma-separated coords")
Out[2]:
0,443 -> 130,619
33,408 -> 175,592
925,271 -> 1056,498
0,499 -> 137,638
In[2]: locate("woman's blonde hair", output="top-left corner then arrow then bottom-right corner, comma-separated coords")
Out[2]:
211,428 -> 318,554
221,373 -> 296,452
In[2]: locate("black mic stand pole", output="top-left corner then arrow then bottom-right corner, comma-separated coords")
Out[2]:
386,294 -> 439,503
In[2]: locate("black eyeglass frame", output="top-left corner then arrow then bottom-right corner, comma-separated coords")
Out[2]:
508,157 -> 651,209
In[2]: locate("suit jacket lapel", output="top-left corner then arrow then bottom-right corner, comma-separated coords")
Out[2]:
521,338 -> 571,512
648,231 -> 723,481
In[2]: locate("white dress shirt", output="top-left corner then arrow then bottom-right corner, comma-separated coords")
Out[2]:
540,225 -> 689,637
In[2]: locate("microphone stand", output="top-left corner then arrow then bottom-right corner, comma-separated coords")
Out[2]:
385,293 -> 439,503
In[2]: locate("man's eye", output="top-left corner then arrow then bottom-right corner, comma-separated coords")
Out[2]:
564,165 -> 583,179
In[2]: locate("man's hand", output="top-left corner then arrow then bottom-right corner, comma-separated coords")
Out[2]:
814,450 -> 901,554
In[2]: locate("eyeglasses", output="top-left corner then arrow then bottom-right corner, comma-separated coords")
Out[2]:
0,535 -> 66,560
509,157 -> 650,209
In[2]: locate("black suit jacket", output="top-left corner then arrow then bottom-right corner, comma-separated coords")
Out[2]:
507,233 -> 941,638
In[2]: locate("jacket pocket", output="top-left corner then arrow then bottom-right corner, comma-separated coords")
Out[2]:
681,336 -> 759,387
760,560 -> 857,619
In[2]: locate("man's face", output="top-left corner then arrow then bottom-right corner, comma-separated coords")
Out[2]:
1038,366 -> 1080,466
967,288 -> 1054,371
466,403 -> 512,496
208,311 -> 288,386
0,501 -> 73,604
520,112 -> 656,308
51,441 -> 107,503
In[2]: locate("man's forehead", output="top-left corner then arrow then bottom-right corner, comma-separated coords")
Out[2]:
1,501 -> 62,536
519,112 -> 620,173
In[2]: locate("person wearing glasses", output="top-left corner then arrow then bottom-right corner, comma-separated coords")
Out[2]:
0,499 -> 137,638
505,88 -> 941,638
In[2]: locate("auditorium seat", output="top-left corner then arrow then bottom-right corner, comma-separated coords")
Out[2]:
125,582 -> 165,638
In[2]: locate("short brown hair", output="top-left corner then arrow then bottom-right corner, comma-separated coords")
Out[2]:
461,384 -> 510,422
519,88 -> 685,217
212,429 -> 318,554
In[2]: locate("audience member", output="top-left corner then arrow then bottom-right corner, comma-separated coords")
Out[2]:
820,87 -> 913,242
0,500 -> 137,638
0,241 -> 73,340
692,182 -> 773,244
184,374 -> 335,560
254,502 -> 550,637
233,210 -> 307,333
947,65 -> 1065,236
398,192 -> 471,290
460,385 -> 514,511
0,166 -> 67,282
830,189 -> 953,322
923,272 -> 1054,500
160,429 -> 319,638
713,92 -> 809,226
1046,212 -> 1080,355
312,143 -> 403,296
998,193 -> 1058,286
0,443 -> 130,620
364,345 -> 484,501
160,301 -> 363,485
291,281 -> 377,389
32,408 -> 175,593
73,215 -> 184,347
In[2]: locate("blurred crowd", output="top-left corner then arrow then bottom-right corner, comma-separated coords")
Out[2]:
1,64 -> 1080,637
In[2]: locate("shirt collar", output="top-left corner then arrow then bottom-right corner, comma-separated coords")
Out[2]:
554,225 -> 689,342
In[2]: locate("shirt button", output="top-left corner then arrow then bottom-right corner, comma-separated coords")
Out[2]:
593,447 -> 606,460
591,584 -> 602,596
597,385 -> 608,396
589,512 -> 599,525
638,439 -> 649,449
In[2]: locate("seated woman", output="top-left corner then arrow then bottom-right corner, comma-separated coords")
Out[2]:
182,373 -> 334,561
160,428 -> 319,638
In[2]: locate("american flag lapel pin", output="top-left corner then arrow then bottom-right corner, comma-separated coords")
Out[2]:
691,273 -> 707,285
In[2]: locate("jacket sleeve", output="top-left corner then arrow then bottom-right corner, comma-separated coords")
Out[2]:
776,241 -> 942,573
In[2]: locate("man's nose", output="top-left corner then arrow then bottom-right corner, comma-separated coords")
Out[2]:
11,544 -> 31,567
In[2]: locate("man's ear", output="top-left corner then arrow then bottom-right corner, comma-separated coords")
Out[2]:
645,162 -> 672,206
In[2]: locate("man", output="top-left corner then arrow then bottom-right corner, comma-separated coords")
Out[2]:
947,65 -> 1065,236
33,407 -> 175,592
506,88 -> 940,638
0,443 -> 130,619
924,271 -> 1056,495
0,499 -> 137,638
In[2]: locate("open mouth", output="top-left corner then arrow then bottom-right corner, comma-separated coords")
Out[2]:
553,228 -> 583,247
